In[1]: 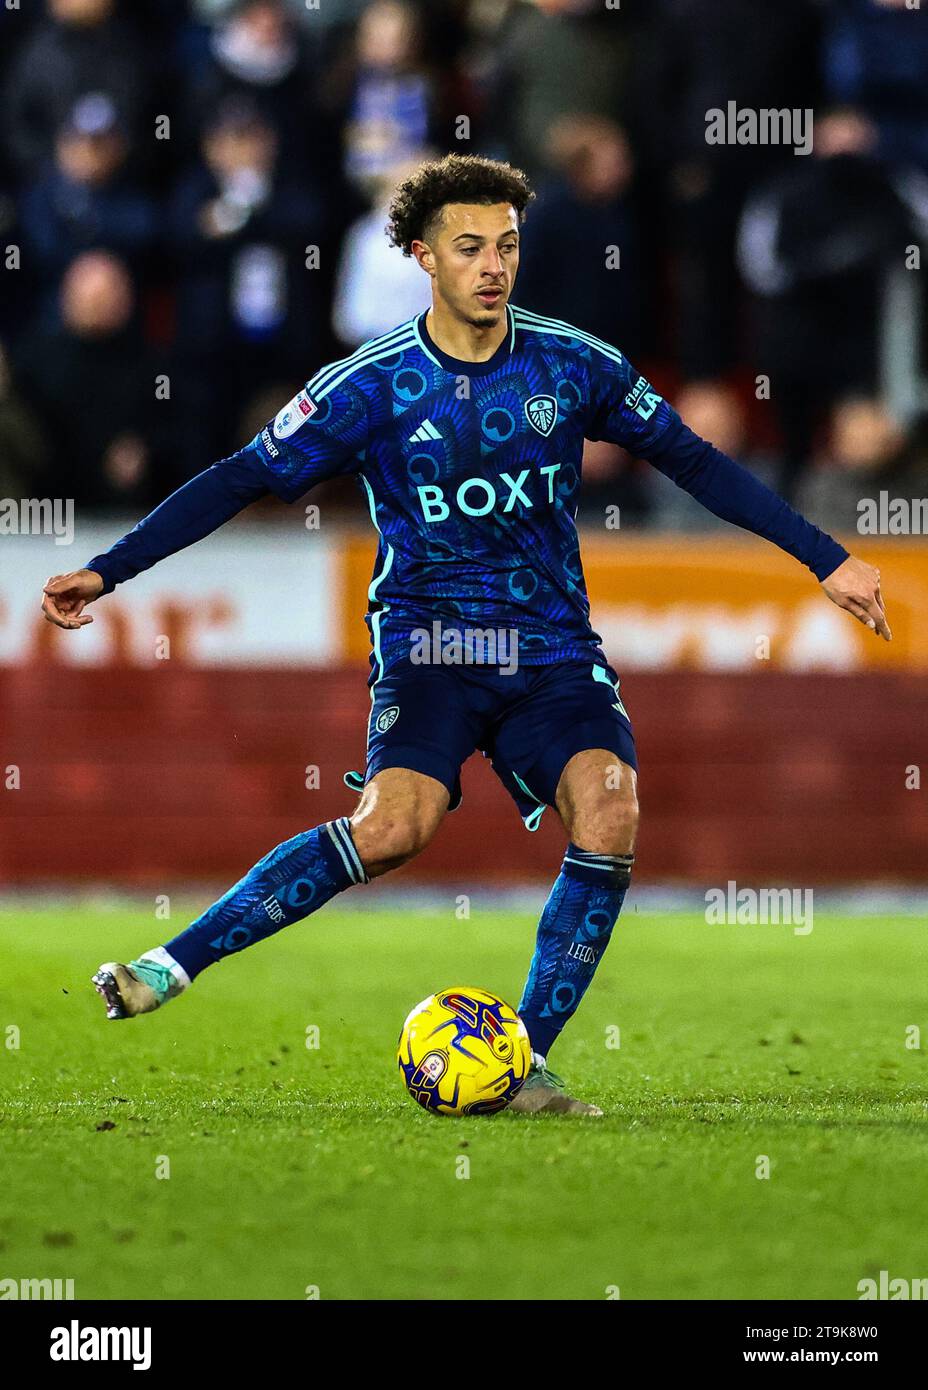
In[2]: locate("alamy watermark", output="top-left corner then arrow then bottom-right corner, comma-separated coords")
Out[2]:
49,1320 -> 151,1369
857,492 -> 928,535
409,621 -> 519,676
705,881 -> 813,935
705,103 -> 813,157
0,497 -> 74,545
0,1275 -> 75,1299
858,1271 -> 928,1300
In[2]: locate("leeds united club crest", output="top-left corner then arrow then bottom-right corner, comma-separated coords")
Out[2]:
524,394 -> 557,437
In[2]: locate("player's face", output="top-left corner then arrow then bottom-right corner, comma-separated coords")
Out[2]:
416,203 -> 520,328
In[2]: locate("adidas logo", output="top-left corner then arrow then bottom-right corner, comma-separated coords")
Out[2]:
408,419 -> 442,444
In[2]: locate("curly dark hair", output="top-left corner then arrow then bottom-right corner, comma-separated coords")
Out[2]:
386,154 -> 535,256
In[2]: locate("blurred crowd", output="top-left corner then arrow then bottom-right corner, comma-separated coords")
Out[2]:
1,0 -> 926,532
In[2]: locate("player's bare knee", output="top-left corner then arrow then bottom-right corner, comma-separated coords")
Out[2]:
557,752 -> 638,853
354,813 -> 435,869
566,785 -> 639,856
348,779 -> 446,875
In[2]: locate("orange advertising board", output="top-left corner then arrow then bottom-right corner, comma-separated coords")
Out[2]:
339,534 -> 928,671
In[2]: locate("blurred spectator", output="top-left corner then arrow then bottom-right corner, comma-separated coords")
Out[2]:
481,0 -> 631,179
0,189 -> 29,344
183,0 -> 329,174
278,0 -> 375,33
342,1 -> 434,194
168,95 -> 328,461
675,380 -> 748,461
797,398 -> 926,533
19,93 -> 158,297
12,252 -> 166,507
0,342 -> 49,498
738,110 -> 928,500
823,0 -> 928,174
332,162 -> 432,347
636,0 -> 822,375
516,115 -> 641,352
3,0 -> 149,175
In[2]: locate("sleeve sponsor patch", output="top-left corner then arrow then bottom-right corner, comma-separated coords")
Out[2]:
624,375 -> 662,421
273,389 -> 317,440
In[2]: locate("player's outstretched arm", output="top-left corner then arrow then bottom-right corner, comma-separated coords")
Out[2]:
586,346 -> 892,642
42,364 -> 371,632
41,450 -> 272,631
644,422 -> 892,641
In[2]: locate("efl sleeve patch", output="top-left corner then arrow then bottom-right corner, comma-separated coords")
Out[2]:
273,389 -> 317,439
249,374 -> 369,502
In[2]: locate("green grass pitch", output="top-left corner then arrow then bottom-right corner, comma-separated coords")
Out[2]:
1,903 -> 925,1301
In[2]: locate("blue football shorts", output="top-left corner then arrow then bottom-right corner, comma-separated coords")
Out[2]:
343,652 -> 636,831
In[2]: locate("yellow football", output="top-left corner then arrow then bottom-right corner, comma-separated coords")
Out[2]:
397,986 -> 532,1116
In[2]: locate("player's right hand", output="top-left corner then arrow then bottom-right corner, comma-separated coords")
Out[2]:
41,569 -> 105,629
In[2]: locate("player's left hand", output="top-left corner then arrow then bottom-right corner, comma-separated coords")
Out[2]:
820,556 -> 891,641
41,569 -> 105,629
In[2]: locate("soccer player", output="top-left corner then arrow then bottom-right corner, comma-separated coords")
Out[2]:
43,155 -> 889,1116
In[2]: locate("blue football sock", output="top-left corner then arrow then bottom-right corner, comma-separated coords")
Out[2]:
518,844 -> 634,1059
163,818 -> 368,980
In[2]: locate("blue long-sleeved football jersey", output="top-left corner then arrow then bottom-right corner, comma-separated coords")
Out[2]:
87,305 -> 848,669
